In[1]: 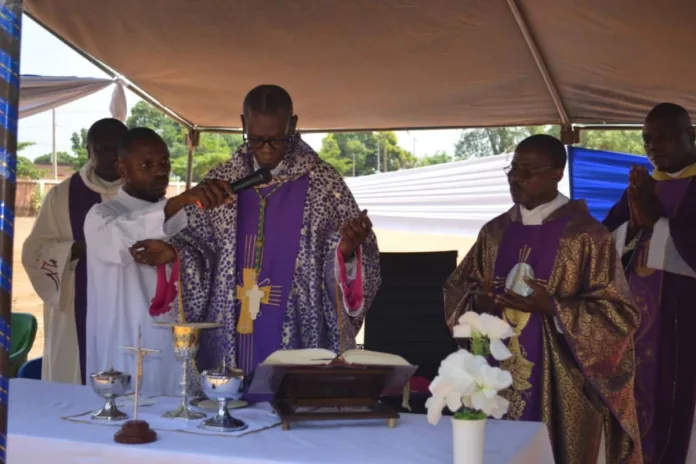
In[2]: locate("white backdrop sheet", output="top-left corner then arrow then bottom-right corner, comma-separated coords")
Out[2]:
19,75 -> 127,120
346,154 -> 571,236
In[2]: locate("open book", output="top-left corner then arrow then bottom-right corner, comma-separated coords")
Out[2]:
261,348 -> 411,367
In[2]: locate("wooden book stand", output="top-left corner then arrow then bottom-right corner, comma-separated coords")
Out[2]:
251,362 -> 417,431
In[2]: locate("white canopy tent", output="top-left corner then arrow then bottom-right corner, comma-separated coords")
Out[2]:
19,75 -> 127,120
346,154 -> 571,236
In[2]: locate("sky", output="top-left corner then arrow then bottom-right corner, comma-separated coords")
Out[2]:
18,16 -> 462,161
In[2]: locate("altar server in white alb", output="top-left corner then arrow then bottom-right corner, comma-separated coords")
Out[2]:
84,127 -> 233,395
22,118 -> 127,385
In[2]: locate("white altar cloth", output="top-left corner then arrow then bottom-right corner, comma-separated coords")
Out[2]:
7,379 -> 554,463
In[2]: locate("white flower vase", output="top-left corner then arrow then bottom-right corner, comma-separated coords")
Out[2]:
452,417 -> 486,464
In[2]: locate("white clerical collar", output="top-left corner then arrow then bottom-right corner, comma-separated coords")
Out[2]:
79,160 -> 123,198
116,187 -> 165,210
519,193 -> 569,226
253,157 -> 285,176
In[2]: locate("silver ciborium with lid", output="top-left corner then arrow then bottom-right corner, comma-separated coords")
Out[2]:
199,365 -> 248,432
90,367 -> 131,421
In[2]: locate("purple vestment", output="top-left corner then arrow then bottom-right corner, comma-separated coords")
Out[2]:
492,217 -> 570,421
234,176 -> 308,373
68,172 -> 102,384
604,177 -> 696,464
171,136 -> 381,380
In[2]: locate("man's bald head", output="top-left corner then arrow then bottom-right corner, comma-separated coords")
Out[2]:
642,102 -> 696,172
117,127 -> 167,159
240,85 -> 298,170
242,85 -> 294,119
87,118 -> 128,182
645,102 -> 693,129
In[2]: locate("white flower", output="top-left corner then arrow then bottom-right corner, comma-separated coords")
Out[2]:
453,312 -> 514,361
469,364 -> 513,419
426,349 -> 512,423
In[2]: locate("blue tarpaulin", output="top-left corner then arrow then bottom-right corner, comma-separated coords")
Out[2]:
568,147 -> 651,221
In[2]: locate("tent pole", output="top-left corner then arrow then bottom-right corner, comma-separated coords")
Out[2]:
506,0 -> 571,128
185,130 -> 200,189
0,2 -> 22,462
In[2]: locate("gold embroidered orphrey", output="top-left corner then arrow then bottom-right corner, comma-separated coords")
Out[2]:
492,245 -> 546,420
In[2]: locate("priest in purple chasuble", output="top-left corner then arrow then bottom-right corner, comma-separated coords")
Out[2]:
444,135 -> 642,464
165,85 -> 381,375
22,118 -> 127,385
602,103 -> 696,464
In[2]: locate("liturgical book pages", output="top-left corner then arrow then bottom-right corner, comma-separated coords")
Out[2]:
261,349 -> 411,367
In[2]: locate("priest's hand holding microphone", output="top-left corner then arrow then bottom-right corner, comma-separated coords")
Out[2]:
129,178 -> 233,266
130,168 -> 272,266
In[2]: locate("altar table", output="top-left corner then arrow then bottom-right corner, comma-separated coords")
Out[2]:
7,379 -> 554,463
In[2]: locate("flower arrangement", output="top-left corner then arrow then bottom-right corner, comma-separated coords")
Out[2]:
426,312 -> 514,424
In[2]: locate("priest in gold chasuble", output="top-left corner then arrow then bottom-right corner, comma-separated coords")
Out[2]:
444,135 -> 642,464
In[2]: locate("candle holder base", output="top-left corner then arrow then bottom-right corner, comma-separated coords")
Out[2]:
114,419 -> 157,444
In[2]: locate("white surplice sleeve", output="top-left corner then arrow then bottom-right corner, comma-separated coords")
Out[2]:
646,217 -> 696,278
84,201 -> 187,266
21,183 -> 74,308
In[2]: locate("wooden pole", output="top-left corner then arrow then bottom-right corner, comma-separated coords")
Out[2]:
0,2 -> 22,462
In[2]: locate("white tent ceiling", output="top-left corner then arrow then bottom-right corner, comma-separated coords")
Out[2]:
24,0 -> 696,132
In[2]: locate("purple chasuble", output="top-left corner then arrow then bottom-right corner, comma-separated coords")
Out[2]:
234,175 -> 308,374
620,178 -> 691,463
492,216 -> 569,422
68,173 -> 102,385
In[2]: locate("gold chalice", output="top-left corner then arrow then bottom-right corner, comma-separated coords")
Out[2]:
155,322 -> 221,420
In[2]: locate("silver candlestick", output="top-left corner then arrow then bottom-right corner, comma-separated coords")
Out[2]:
199,366 -> 248,432
156,322 -> 221,420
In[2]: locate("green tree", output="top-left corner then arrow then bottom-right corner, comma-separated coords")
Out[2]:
16,142 -> 45,180
318,134 -> 352,175
452,124 -> 645,160
454,126 -> 542,160
67,101 -> 245,182
34,151 -> 76,165
418,150 -> 453,167
127,101 -> 188,158
318,131 -> 416,176
70,128 -> 89,170
580,130 -> 644,155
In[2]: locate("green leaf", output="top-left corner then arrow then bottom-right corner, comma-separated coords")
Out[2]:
453,409 -> 487,421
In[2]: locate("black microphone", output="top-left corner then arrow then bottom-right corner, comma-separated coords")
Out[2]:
195,168 -> 272,209
229,167 -> 272,193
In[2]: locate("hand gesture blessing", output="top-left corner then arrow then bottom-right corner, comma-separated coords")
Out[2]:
338,210 -> 373,260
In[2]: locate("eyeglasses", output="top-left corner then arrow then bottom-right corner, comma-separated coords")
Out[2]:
244,134 -> 291,150
503,164 -> 554,180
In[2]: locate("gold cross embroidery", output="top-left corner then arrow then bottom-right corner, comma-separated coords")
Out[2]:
235,268 -> 273,334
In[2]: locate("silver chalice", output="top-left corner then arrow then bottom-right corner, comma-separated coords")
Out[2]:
90,368 -> 132,421
199,366 -> 248,432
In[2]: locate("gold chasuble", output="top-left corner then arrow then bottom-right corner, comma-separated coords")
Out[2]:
444,201 -> 642,464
